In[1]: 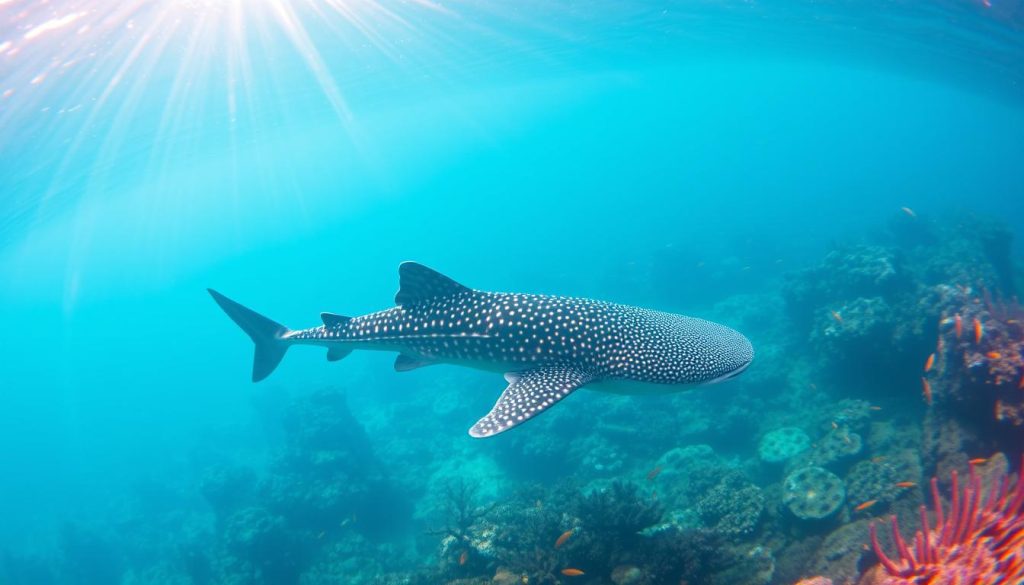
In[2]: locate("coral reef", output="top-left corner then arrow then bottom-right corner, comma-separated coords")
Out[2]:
783,467 -> 846,520
845,460 -> 901,512
696,474 -> 765,536
862,457 -> 1024,585
19,212 -> 1024,585
759,427 -> 811,463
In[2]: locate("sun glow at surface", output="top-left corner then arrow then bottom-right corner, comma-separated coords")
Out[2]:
0,0 -> 530,250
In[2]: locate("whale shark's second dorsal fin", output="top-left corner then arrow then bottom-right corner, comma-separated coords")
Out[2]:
321,312 -> 350,328
395,262 -> 471,306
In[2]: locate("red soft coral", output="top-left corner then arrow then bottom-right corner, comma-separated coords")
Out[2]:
862,458 -> 1024,584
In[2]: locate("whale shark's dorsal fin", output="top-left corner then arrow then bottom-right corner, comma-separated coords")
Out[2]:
468,366 -> 596,438
321,312 -> 350,328
395,262 -> 471,306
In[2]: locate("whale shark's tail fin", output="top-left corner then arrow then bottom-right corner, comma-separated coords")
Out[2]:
208,289 -> 290,382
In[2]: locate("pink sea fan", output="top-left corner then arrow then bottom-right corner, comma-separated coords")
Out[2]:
864,458 -> 1024,585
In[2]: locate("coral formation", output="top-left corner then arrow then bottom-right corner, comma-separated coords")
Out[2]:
759,427 -> 811,463
845,460 -> 900,511
783,467 -> 846,520
15,212 -> 1024,585
696,475 -> 765,536
863,457 -> 1024,585
814,430 -> 862,471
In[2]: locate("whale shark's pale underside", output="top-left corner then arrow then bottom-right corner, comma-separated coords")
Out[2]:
209,262 -> 753,438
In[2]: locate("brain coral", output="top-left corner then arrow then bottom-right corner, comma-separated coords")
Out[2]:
759,427 -> 811,463
783,467 -> 846,520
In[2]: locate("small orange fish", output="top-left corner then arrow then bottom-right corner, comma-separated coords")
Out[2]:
900,206 -> 916,218
554,529 -> 573,549
459,551 -> 468,566
830,310 -> 843,324
954,314 -> 963,339
924,353 -> 935,373
646,466 -> 662,481
921,377 -> 933,406
1018,374 -> 1024,390
561,568 -> 585,577
969,458 -> 987,465
895,482 -> 916,488
973,318 -> 983,344
986,351 -> 1001,359
855,500 -> 878,512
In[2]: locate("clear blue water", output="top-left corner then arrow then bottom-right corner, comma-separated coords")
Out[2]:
2,1 -> 1024,583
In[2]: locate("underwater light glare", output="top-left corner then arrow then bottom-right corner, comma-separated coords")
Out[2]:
0,0 -> 494,305
0,0 -> 466,185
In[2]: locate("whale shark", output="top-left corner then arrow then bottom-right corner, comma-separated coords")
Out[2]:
209,262 -> 753,438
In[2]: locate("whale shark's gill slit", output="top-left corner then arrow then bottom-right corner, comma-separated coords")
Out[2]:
469,366 -> 597,438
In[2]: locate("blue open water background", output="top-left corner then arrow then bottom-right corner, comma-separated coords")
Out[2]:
1,2 -> 1024,583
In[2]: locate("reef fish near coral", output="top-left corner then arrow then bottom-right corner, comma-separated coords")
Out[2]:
209,262 -> 753,437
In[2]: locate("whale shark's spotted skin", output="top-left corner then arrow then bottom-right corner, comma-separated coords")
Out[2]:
209,262 -> 753,438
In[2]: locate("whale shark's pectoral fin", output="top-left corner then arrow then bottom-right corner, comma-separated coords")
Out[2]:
468,366 -> 596,438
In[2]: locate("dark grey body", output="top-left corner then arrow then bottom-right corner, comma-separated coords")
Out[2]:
210,262 -> 753,437
288,292 -> 751,388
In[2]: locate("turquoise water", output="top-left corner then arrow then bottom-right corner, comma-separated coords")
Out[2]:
2,2 -> 1024,584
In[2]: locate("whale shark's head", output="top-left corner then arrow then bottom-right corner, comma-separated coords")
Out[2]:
664,315 -> 754,386
701,322 -> 754,384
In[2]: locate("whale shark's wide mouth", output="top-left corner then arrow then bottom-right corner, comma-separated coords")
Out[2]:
706,359 -> 752,384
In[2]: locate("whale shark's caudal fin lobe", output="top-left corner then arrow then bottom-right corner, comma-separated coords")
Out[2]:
395,262 -> 471,306
469,367 -> 596,438
208,289 -> 290,382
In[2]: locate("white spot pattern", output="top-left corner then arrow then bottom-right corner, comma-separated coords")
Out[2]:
468,366 -> 594,437
284,264 -> 754,437
292,290 -> 752,384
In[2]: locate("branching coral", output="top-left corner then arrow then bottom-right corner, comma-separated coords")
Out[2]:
865,458 -> 1024,584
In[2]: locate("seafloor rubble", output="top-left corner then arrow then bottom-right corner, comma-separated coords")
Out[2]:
2,211 -> 1021,585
